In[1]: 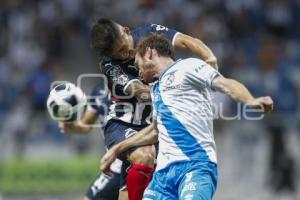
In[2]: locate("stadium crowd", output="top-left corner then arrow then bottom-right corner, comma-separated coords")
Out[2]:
0,0 -> 299,199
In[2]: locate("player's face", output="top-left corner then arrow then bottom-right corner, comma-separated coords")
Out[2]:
135,53 -> 156,83
111,26 -> 135,60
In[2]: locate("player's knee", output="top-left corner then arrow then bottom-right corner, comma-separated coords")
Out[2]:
128,145 -> 155,166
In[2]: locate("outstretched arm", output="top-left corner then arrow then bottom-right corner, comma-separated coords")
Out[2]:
174,33 -> 218,70
59,110 -> 98,134
212,76 -> 273,113
100,122 -> 158,176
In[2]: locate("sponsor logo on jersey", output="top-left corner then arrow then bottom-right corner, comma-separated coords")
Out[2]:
108,65 -> 122,78
107,65 -> 129,86
165,73 -> 175,85
161,71 -> 182,91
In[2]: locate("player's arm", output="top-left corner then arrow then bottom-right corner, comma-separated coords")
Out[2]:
174,33 -> 218,70
185,60 -> 273,112
124,81 -> 151,102
149,24 -> 218,69
114,121 -> 158,153
212,76 -> 274,113
100,122 -> 158,175
59,109 -> 98,134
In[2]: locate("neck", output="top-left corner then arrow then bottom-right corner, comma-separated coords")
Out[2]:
155,57 -> 175,77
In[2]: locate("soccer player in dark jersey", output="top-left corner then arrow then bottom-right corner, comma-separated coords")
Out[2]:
59,83 -> 122,200
89,18 -> 219,200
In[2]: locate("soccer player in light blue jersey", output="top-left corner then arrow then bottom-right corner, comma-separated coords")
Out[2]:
100,34 -> 273,200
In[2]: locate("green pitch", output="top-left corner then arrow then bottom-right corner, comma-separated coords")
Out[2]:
0,156 -> 99,195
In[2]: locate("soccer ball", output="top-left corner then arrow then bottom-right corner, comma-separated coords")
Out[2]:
47,82 -> 87,122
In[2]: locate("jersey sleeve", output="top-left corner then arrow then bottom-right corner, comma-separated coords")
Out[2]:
149,24 -> 179,45
185,58 -> 221,90
133,24 -> 179,46
101,60 -> 141,97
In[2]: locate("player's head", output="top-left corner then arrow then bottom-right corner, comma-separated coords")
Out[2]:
135,34 -> 174,83
91,18 -> 134,60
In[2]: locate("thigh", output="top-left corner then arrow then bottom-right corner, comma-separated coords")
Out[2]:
127,144 -> 156,166
85,172 -> 120,200
178,168 -> 217,200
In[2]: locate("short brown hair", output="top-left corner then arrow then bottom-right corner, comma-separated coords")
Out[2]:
136,34 -> 174,58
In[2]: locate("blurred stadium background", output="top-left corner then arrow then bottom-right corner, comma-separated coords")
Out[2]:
0,0 -> 300,199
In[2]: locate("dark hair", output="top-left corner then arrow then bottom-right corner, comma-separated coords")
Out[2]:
136,34 -> 174,59
91,18 -> 120,56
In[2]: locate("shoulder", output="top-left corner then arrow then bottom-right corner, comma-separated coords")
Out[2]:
179,58 -> 207,72
166,58 -> 205,73
133,24 -> 164,33
132,24 -> 177,42
133,24 -> 152,33
132,24 -> 152,43
181,57 -> 206,65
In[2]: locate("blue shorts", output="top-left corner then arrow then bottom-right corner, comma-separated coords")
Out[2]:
143,161 -> 218,200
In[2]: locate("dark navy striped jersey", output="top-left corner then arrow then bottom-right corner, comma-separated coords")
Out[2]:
87,83 -> 111,126
100,24 -> 179,125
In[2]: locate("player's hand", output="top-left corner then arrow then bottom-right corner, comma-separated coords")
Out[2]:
247,96 -> 274,113
58,122 -> 75,133
100,146 -> 118,177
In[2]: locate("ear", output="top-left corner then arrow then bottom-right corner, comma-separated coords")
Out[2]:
151,49 -> 158,58
123,27 -> 131,34
145,47 -> 152,60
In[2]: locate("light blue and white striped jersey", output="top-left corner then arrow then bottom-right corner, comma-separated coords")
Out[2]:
151,58 -> 220,170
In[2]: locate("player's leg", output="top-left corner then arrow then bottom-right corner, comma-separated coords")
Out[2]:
104,121 -> 156,200
85,172 -> 120,200
127,144 -> 156,166
178,162 -> 218,200
126,143 -> 156,200
117,160 -> 129,200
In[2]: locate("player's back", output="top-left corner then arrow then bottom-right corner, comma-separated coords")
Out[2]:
151,58 -> 220,170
